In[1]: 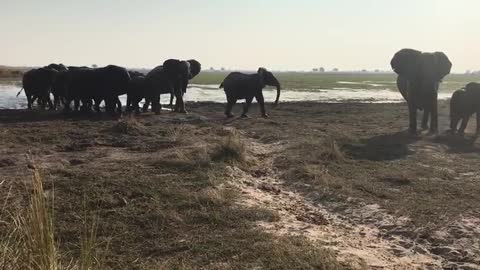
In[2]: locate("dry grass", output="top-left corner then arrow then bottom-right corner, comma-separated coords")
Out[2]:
110,117 -> 148,136
0,110 -> 354,269
0,163 -> 103,270
210,131 -> 247,163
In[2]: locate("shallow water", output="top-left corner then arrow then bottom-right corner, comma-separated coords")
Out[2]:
0,83 -> 453,110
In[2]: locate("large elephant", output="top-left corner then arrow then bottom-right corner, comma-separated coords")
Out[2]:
20,67 -> 58,110
391,49 -> 452,134
143,59 -> 201,114
64,65 -> 130,114
450,83 -> 480,135
220,68 -> 281,118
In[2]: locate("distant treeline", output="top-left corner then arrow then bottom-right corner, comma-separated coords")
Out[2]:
0,67 -> 26,78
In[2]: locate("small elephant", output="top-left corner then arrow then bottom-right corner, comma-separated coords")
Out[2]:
220,68 -> 281,118
450,83 -> 480,135
391,49 -> 452,134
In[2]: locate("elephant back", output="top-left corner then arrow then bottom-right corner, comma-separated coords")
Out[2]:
145,66 -> 174,94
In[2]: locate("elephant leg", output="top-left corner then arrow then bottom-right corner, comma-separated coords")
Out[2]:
53,95 -> 59,110
134,98 -> 142,114
225,97 -> 237,118
142,98 -> 150,113
174,94 -> 186,113
116,97 -> 122,114
174,81 -> 187,113
169,93 -> 174,106
429,97 -> 438,134
46,94 -> 54,110
408,102 -> 417,135
26,94 -> 33,110
458,116 -> 470,134
105,98 -> 116,115
63,98 -> 72,113
421,110 -> 430,130
74,99 -> 80,111
450,115 -> 460,134
152,96 -> 161,115
476,112 -> 480,137
241,96 -> 254,118
255,93 -> 268,118
126,97 -> 132,113
94,99 -> 102,113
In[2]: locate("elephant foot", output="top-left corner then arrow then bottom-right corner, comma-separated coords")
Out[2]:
177,109 -> 188,114
226,113 -> 234,118
261,114 -> 269,118
240,114 -> 249,118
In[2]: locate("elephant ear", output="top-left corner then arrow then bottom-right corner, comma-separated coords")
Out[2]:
257,67 -> 267,87
187,59 -> 201,79
390,48 -> 422,80
433,52 -> 452,81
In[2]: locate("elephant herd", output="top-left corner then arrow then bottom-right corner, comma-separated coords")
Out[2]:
19,60 -> 283,118
20,59 -> 202,115
16,49 -> 480,135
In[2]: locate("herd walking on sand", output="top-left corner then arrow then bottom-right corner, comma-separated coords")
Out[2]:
15,49 -> 480,136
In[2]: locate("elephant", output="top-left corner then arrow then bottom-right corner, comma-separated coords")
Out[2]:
450,83 -> 480,135
64,65 -> 131,114
220,67 -> 281,118
126,71 -> 146,113
51,70 -> 70,110
20,67 -> 58,110
391,49 -> 452,134
143,59 -> 201,114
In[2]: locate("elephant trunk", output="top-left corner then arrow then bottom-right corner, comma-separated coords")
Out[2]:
274,84 -> 281,106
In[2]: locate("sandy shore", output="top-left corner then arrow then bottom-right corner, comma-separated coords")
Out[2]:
1,101 -> 479,269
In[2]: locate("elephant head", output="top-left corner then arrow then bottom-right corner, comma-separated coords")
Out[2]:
391,49 -> 452,87
257,68 -> 281,105
187,59 -> 201,79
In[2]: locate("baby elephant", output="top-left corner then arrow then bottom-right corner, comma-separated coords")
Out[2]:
220,68 -> 281,118
450,82 -> 480,135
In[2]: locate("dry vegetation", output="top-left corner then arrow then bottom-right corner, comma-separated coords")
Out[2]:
1,99 -> 480,268
0,110 -> 351,269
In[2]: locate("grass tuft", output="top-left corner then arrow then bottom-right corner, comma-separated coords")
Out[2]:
210,131 -> 247,163
0,162 -> 104,270
111,117 -> 147,136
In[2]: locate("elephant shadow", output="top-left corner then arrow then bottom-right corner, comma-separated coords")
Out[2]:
343,131 -> 418,161
433,134 -> 480,153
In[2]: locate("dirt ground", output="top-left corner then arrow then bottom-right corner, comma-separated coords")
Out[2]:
1,101 -> 479,269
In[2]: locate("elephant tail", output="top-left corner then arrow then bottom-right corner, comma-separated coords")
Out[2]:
219,82 -> 224,89
16,88 -> 24,97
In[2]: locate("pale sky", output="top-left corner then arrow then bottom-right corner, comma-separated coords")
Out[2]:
1,0 -> 479,72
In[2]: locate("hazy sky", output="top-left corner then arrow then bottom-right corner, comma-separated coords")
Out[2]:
1,0 -> 479,72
